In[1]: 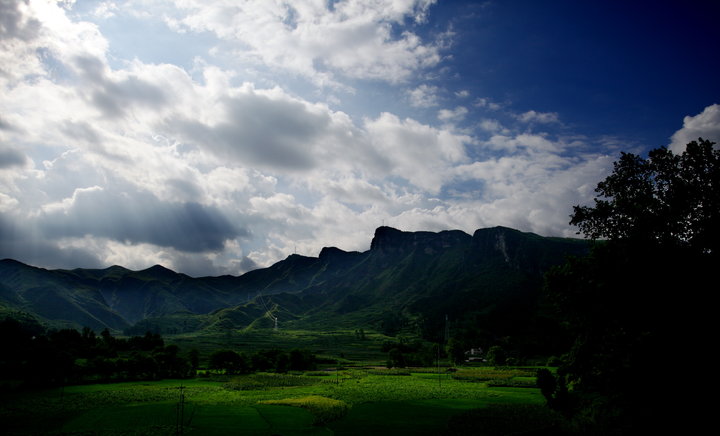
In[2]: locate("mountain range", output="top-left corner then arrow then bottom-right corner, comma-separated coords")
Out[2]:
0,226 -> 589,345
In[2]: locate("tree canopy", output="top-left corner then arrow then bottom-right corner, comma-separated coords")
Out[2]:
542,138 -> 718,434
570,138 -> 719,254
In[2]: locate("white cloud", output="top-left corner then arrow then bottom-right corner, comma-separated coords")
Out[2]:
91,2 -> 118,19
0,0 -> 474,274
162,0 -> 444,85
474,97 -> 502,111
437,106 -> 468,123
516,110 -> 560,124
669,104 -> 720,153
484,133 -> 562,153
407,84 -> 439,107
364,112 -> 471,193
0,0 -> 657,277
478,119 -> 505,133
453,149 -> 613,237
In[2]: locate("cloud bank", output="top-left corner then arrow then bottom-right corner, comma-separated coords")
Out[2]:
1,1 -> 717,276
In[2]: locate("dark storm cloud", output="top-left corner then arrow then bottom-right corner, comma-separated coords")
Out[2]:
0,213 -> 105,269
60,120 -> 102,144
0,115 -> 15,131
0,0 -> 40,41
172,92 -> 328,170
166,177 -> 203,201
92,76 -> 169,119
73,55 -> 168,119
74,55 -> 106,84
0,146 -> 26,168
238,255 -> 258,273
38,187 -> 246,252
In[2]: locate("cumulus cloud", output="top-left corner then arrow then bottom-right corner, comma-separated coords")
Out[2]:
0,146 -> 27,168
365,112 -> 471,193
516,110 -> 560,124
0,0 -> 40,41
0,212 -> 105,269
474,97 -> 502,111
437,106 -> 468,123
168,85 -> 329,171
478,119 -> 505,134
0,0 -> 647,277
669,104 -> 720,153
163,0 -> 443,85
407,84 -> 440,107
38,185 -> 244,252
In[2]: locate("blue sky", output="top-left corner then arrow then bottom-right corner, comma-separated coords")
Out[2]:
1,0 -> 719,276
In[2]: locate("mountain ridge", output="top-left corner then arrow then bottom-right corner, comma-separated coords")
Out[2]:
0,226 -> 590,340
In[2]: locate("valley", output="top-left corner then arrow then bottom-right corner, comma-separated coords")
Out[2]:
1,225 -> 590,434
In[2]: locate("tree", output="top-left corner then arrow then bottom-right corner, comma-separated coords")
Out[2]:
485,345 -> 506,366
188,349 -> 200,373
289,349 -> 316,371
570,138 -> 719,253
543,138 -> 718,434
209,350 -> 247,375
446,338 -> 466,366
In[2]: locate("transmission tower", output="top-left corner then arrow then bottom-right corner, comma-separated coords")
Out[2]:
258,292 -> 279,331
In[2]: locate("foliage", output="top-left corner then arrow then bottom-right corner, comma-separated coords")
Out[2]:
259,395 -> 349,425
289,348 -> 317,371
446,337 -> 467,365
367,368 -> 412,376
223,373 -> 319,390
485,345 -> 507,366
2,365 -> 554,434
451,367 -> 535,383
445,403 -> 565,436
543,138 -> 718,433
209,349 -> 249,375
382,338 -> 435,368
0,322 -> 191,386
379,310 -> 406,336
570,138 -> 719,253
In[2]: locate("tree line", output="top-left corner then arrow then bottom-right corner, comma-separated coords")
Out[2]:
0,318 -> 318,388
207,348 -> 318,374
539,138 -> 718,434
0,319 -> 193,386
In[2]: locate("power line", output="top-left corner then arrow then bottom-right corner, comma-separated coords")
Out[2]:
257,292 -> 279,330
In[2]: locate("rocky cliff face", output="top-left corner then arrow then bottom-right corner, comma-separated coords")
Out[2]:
370,226 -> 471,255
1,226 -> 589,333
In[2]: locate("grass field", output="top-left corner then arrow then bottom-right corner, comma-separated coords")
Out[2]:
170,328 -> 392,364
0,366 -> 562,435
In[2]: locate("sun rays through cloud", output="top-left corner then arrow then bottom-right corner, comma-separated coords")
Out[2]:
1,0 -> 718,275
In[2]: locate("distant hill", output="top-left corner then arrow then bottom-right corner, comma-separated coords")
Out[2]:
0,226 -> 589,350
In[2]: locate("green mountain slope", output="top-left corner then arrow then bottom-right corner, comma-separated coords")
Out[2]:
0,226 -> 589,341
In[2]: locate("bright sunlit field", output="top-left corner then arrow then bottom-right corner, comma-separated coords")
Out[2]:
1,367 -> 561,435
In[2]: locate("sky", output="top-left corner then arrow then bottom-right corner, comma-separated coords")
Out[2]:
1,0 -> 719,276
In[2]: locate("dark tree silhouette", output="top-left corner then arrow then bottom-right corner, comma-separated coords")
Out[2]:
570,138 -> 719,253
209,350 -> 248,374
543,138 -> 718,434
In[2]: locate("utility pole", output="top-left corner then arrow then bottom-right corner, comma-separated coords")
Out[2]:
176,385 -> 186,436
437,340 -> 441,388
438,314 -> 449,388
444,314 -> 449,343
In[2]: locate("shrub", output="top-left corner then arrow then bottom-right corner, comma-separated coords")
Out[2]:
223,373 -> 318,390
259,395 -> 349,425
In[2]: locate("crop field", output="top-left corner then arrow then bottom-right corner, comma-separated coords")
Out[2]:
170,328 -> 392,363
0,367 -> 562,435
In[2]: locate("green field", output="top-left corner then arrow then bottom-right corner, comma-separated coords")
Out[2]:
0,366 -> 561,435
169,328 -> 393,364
